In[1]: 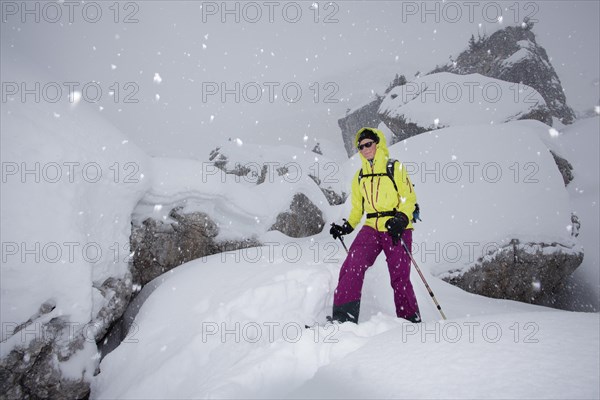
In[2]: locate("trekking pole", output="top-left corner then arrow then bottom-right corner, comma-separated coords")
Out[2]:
336,229 -> 446,320
338,235 -> 349,254
400,238 -> 447,320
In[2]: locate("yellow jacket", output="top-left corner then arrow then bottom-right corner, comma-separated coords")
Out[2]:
347,128 -> 417,232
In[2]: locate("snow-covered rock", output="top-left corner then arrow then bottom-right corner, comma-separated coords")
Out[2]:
378,72 -> 550,142
130,207 -> 261,287
0,62 -> 151,397
382,119 -> 583,303
431,23 -> 576,124
129,153 -> 336,288
337,98 -> 384,157
269,193 -> 326,238
207,139 -> 348,205
447,239 -> 583,305
338,23 -> 577,157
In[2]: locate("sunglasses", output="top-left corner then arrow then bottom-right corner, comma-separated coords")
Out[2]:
357,141 -> 376,151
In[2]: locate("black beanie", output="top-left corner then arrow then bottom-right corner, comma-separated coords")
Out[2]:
357,129 -> 379,144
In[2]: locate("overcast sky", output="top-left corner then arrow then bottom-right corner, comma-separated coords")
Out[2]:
2,1 -> 598,158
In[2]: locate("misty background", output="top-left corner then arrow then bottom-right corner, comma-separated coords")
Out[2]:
2,0 -> 598,159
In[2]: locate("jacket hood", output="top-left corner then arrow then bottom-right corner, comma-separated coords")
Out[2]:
355,127 -> 390,168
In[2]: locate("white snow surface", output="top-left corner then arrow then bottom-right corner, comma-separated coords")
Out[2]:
2,60 -> 597,397
134,148 -> 341,241
1,3 -> 598,396
0,62 -> 151,357
353,120 -> 578,277
535,116 -> 600,305
92,239 -> 599,399
92,120 -> 598,399
379,73 -> 547,130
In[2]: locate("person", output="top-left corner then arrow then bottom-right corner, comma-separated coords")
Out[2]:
329,127 -> 421,324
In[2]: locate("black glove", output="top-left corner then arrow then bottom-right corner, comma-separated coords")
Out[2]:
330,220 -> 353,240
385,212 -> 409,246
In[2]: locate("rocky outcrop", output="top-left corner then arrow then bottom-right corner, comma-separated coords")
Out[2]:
269,193 -> 325,238
102,194 -> 326,359
338,98 -> 383,157
430,23 -> 575,124
208,147 -> 346,206
445,239 -> 583,305
550,150 -> 574,186
308,175 -> 347,206
130,206 -> 260,286
1,267 -> 134,400
338,23 -> 576,156
0,313 -> 92,400
91,275 -> 134,343
378,72 -> 551,143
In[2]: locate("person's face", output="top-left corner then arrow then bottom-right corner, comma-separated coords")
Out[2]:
358,138 -> 377,160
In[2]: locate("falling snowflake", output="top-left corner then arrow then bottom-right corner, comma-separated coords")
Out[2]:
69,91 -> 82,104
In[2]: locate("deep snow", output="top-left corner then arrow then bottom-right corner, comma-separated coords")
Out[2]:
1,1 -> 599,398
92,236 -> 599,399
91,118 -> 599,399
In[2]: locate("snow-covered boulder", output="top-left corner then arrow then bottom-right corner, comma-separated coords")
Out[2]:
447,239 -> 583,304
378,72 -> 551,142
338,23 -> 576,158
383,120 -> 583,305
129,154 -> 334,287
431,23 -> 576,124
0,63 -> 151,397
208,139 -> 348,205
269,193 -> 325,238
130,207 -> 261,287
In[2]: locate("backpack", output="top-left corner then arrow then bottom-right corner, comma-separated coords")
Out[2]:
358,159 -> 421,223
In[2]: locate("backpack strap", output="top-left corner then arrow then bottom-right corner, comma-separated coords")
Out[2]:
357,159 -> 422,223
358,159 -> 399,194
386,159 -> 398,193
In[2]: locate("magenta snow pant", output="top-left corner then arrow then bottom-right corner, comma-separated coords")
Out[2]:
333,226 -> 419,320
